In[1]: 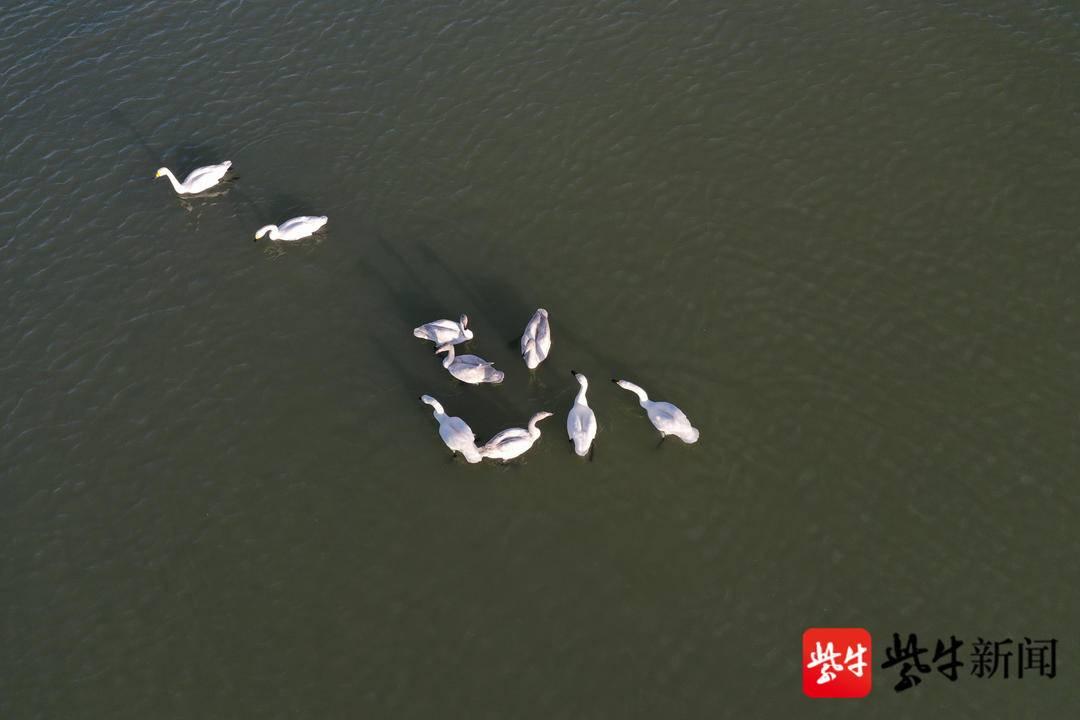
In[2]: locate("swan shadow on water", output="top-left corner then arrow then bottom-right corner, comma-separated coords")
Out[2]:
357,236 -> 526,427
369,234 -> 466,325
263,193 -> 321,223
155,140 -> 230,178
355,237 -> 445,334
108,108 -> 162,168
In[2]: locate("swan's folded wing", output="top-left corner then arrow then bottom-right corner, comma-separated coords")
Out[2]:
650,404 -> 691,434
459,355 -> 495,369
483,427 -> 528,447
536,317 -> 550,347
185,163 -> 229,185
523,312 -> 541,337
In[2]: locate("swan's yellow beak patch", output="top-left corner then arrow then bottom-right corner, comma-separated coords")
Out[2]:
154,170 -> 162,178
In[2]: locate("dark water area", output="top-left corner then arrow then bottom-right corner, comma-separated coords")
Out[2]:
2,1 -> 1079,717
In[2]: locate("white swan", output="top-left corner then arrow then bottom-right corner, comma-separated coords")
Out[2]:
436,343 -> 505,385
420,394 -> 482,463
567,370 -> 597,457
254,215 -> 328,242
480,411 -> 554,461
155,161 -> 232,194
520,308 -> 551,369
613,379 -> 700,444
414,315 -> 473,346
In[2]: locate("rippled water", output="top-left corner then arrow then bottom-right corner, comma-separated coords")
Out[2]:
3,1 -> 1079,717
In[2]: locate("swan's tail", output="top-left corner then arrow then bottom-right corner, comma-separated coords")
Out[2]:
676,427 -> 700,444
572,436 -> 591,456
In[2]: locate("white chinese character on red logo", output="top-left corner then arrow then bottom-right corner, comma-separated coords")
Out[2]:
807,641 -> 844,684
845,643 -> 868,677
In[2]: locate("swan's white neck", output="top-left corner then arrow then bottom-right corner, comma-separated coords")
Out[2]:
527,413 -> 548,437
438,344 -> 455,368
574,377 -> 590,406
421,395 -> 446,420
618,380 -> 650,405
159,168 -> 183,193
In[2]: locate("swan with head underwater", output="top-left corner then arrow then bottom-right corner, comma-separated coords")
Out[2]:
520,308 -> 551,369
154,161 -> 232,195
612,378 -> 700,444
419,394 -> 482,463
414,315 -> 473,346
254,215 -> 328,242
480,411 -> 554,461
436,343 -> 504,385
566,370 -> 598,458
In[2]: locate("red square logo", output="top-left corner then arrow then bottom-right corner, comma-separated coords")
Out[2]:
803,628 -> 873,698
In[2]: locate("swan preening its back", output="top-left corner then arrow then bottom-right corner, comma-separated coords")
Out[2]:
480,411 -> 553,461
520,308 -> 551,369
254,215 -> 328,241
155,161 -> 232,194
566,370 -> 598,457
420,394 -> 482,463
414,315 -> 473,346
613,379 -> 700,444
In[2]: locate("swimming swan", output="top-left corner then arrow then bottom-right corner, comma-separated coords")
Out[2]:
414,315 -> 473,346
253,215 -> 328,242
612,379 -> 700,443
480,411 -> 554,461
567,370 -> 598,457
154,161 -> 232,194
520,308 -> 551,369
420,394 -> 482,463
436,343 -> 505,385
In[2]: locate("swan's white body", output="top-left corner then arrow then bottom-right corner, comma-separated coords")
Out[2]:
436,344 -> 504,385
155,161 -> 232,194
420,394 -> 482,463
480,412 -> 553,461
520,308 -> 551,370
567,371 -> 597,457
254,215 -> 328,241
613,379 -> 700,443
414,315 -> 473,346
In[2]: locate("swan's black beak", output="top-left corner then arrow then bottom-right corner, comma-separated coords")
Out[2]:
610,378 -> 618,384
570,369 -> 579,376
